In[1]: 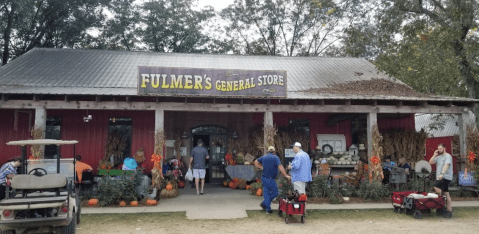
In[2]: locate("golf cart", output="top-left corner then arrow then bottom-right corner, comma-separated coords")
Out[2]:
0,139 -> 80,234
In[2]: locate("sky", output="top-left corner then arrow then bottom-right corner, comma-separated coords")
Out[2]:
197,0 -> 235,10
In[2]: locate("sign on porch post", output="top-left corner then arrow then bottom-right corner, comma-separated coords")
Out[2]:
138,66 -> 287,98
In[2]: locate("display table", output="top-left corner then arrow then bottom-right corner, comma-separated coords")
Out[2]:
225,165 -> 259,181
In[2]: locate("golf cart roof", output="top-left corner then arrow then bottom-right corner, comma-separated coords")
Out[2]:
6,139 -> 79,146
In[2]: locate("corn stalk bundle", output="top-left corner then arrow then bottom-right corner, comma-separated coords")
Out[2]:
371,125 -> 383,159
174,134 -> 181,160
263,125 -> 277,150
466,125 -> 479,167
380,128 -> 427,164
30,126 -> 44,159
381,132 -> 395,160
415,129 -> 428,162
151,170 -> 163,190
154,130 -> 166,156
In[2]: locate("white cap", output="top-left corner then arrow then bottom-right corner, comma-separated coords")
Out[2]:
294,142 -> 302,148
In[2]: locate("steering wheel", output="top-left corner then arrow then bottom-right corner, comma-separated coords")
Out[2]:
28,168 -> 48,176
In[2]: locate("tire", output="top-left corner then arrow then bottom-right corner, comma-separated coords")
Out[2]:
61,212 -> 77,234
414,211 -> 422,219
444,210 -> 452,218
436,209 -> 443,215
284,217 -> 289,224
301,216 -> 306,224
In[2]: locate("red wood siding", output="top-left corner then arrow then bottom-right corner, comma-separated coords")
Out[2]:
378,114 -> 415,131
0,109 -> 33,166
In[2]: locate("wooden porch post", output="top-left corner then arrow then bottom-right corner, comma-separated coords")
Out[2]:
458,112 -> 468,171
34,108 -> 46,158
367,112 -> 377,159
155,109 -> 165,167
264,111 -> 273,155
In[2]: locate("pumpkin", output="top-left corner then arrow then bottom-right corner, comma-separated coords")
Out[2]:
130,201 -> 139,206
165,183 -> 173,191
100,164 -> 107,169
223,181 -> 228,187
119,201 -> 126,207
178,181 -> 185,188
245,185 -> 250,190
229,181 -> 234,188
146,199 -> 157,206
88,199 -> 99,206
256,189 -> 263,196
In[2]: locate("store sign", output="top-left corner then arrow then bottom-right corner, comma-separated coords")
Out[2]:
138,66 -> 287,97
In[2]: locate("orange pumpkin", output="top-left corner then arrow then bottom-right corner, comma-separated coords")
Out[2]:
223,181 -> 228,187
119,201 -> 126,207
146,199 -> 158,206
100,164 -> 107,169
88,199 -> 99,206
165,183 -> 173,191
229,181 -> 234,188
256,189 -> 263,196
130,201 -> 138,206
245,185 -> 250,190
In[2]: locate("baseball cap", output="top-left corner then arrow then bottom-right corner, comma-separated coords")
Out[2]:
268,146 -> 275,152
294,142 -> 302,148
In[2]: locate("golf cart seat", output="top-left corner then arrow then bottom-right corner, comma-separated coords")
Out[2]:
11,174 -> 67,190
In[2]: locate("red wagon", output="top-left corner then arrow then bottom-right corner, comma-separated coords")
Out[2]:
403,195 -> 451,219
277,198 -> 306,224
391,191 -> 424,213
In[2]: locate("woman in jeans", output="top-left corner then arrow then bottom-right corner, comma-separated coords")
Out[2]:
0,156 -> 22,201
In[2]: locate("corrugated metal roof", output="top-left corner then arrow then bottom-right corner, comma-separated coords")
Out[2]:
0,48 -> 476,102
415,112 -> 476,137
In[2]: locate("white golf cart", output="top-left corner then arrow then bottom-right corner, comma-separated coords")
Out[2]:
0,140 -> 80,234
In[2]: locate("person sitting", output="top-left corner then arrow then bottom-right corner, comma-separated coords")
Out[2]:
382,156 -> 395,184
122,158 -> 137,171
0,156 -> 22,201
75,155 -> 93,183
397,157 -> 410,175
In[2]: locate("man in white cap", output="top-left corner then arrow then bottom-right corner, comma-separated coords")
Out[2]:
254,146 -> 290,214
288,142 -> 312,194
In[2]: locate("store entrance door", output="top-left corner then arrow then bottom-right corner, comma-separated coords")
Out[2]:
191,125 -> 228,184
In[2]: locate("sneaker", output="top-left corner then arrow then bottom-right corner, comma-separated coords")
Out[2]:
259,202 -> 266,211
266,210 -> 273,214
200,192 -> 204,195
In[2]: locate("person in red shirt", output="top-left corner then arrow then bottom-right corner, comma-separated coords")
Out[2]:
75,155 -> 92,183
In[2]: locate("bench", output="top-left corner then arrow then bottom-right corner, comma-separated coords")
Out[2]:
11,174 -> 67,190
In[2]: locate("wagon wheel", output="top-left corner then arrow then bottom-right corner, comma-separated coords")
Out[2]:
414,211 -> 422,219
285,217 -> 289,224
444,210 -> 452,218
301,216 -> 306,224
436,208 -> 444,216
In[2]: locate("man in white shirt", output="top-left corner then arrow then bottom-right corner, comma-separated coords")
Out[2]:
429,143 -> 453,213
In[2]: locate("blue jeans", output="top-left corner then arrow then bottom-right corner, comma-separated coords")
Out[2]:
262,177 -> 278,212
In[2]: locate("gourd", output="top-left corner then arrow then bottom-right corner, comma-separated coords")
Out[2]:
256,189 -> 263,196
119,201 -> 126,207
130,201 -> 138,206
165,183 -> 173,191
88,199 -> 99,206
146,199 -> 157,206
245,185 -> 251,190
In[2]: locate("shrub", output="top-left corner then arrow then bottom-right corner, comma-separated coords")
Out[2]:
276,176 -> 293,197
407,176 -> 435,192
97,169 -> 144,206
308,175 -> 330,197
328,183 -> 343,204
357,179 -> 390,201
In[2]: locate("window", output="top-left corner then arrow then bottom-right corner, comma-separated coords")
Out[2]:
45,117 -> 61,159
108,117 -> 132,160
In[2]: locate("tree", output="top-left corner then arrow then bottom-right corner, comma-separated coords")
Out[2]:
139,0 -> 214,53
1,0 -> 104,64
99,0 -> 139,51
220,0 -> 342,56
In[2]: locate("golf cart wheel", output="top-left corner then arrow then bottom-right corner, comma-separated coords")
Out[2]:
301,216 -> 306,223
285,217 -> 289,224
444,210 -> 452,218
414,211 -> 422,219
61,211 -> 76,234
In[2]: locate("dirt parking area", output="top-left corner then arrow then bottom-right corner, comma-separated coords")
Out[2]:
78,208 -> 479,234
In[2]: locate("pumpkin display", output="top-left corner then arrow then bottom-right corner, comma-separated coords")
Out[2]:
256,189 -> 263,196
88,199 -> 99,206
228,181 -> 235,188
178,181 -> 185,188
119,201 -> 126,207
165,183 -> 173,191
146,199 -> 158,206
130,201 -> 139,206
245,185 -> 250,190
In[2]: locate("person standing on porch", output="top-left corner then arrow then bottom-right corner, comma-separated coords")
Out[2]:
429,143 -> 453,213
255,146 -> 290,214
288,142 -> 312,195
189,139 -> 209,195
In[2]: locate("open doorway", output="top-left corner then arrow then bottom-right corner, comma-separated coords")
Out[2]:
192,135 -> 210,183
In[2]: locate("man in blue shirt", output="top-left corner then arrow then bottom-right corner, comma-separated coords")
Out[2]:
0,156 -> 22,201
254,146 -> 290,214
288,142 -> 312,195
189,139 -> 209,195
